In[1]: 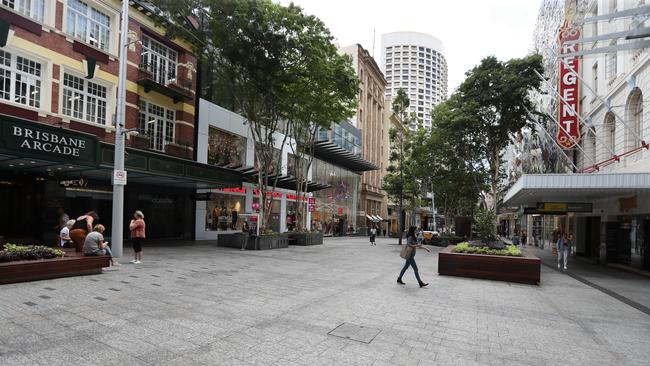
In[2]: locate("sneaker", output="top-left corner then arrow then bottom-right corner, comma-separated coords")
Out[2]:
130,260 -> 137,263
558,263 -> 561,269
112,262 -> 121,266
134,260 -> 142,264
397,278 -> 405,285
564,266 -> 567,270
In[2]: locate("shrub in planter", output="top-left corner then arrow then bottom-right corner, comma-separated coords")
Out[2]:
452,242 -> 522,257
0,244 -> 65,263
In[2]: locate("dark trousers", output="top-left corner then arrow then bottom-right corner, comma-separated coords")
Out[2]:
398,254 -> 422,283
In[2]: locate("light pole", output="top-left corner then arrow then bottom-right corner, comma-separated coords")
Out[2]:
431,181 -> 436,232
110,0 -> 130,257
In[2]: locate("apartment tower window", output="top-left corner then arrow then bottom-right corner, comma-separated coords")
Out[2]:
62,73 -> 108,125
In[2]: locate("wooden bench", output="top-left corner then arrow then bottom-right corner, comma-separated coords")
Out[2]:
0,254 -> 110,285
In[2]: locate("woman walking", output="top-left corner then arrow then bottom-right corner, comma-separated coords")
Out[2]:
69,211 -> 99,252
129,210 -> 146,264
397,226 -> 431,287
369,225 -> 377,246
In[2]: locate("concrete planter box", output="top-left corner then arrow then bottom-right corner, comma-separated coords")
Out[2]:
289,232 -> 323,246
438,245 -> 541,285
256,233 -> 289,250
217,233 -> 250,250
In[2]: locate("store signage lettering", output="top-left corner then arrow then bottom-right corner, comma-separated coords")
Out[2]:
12,126 -> 87,157
557,24 -> 581,149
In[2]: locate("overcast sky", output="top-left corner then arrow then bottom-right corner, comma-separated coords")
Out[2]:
277,0 -> 542,95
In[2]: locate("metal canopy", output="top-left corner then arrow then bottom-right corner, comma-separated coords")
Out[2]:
228,165 -> 331,193
311,140 -> 379,172
503,173 -> 650,207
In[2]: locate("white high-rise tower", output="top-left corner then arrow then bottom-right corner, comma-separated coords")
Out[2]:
381,31 -> 448,130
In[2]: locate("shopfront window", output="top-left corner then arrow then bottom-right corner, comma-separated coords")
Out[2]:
206,192 -> 244,231
310,159 -> 359,236
254,143 -> 281,174
207,127 -> 246,166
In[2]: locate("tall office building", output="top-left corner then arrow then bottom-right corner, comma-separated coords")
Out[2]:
381,31 -> 448,130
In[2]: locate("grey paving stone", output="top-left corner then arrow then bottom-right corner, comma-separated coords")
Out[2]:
0,238 -> 648,366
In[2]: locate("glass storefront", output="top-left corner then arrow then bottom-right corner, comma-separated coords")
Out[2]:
205,192 -> 245,231
311,159 -> 359,236
207,127 -> 246,166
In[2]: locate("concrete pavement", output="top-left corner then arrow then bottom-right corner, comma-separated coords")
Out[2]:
0,237 -> 649,365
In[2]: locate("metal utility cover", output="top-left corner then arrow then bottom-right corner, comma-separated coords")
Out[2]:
328,323 -> 381,344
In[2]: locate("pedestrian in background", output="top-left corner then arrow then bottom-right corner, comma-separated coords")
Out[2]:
369,225 -> 377,246
129,210 -> 146,264
83,224 -> 120,267
416,226 -> 424,244
69,211 -> 99,252
397,226 -> 430,288
557,231 -> 570,270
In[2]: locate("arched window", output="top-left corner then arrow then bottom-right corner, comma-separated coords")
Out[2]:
625,88 -> 643,151
585,128 -> 597,166
604,112 -> 616,158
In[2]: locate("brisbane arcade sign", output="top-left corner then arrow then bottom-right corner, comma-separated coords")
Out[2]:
1,120 -> 97,163
557,23 -> 581,149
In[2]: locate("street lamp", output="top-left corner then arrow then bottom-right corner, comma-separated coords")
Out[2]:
110,0 -> 130,258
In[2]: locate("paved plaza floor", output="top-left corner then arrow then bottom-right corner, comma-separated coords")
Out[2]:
1,237 -> 649,366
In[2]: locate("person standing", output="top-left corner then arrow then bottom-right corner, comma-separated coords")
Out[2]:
129,210 -> 146,264
521,229 -> 527,247
369,225 -> 377,246
397,226 -> 431,287
557,231 -> 570,270
416,226 -> 424,244
69,211 -> 99,252
83,224 -> 120,267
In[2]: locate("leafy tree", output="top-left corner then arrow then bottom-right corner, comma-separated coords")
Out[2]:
384,89 -> 422,244
473,207 -> 497,243
157,0 -> 358,232
455,55 -> 543,214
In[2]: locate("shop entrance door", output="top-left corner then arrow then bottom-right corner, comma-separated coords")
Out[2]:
586,216 -> 601,261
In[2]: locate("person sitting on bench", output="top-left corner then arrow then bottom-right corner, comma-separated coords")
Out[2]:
83,224 -> 120,267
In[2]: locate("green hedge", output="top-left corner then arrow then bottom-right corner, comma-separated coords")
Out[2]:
453,242 -> 523,257
0,244 -> 65,263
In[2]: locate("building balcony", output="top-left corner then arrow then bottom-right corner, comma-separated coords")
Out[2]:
128,134 -> 193,159
136,63 -> 194,103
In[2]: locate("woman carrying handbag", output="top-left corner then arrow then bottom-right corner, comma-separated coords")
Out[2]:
397,226 -> 431,287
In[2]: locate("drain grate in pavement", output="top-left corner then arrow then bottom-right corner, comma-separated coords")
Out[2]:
24,301 -> 37,306
94,297 -> 107,301
120,281 -> 130,284
151,274 -> 160,278
328,323 -> 381,344
38,295 -> 51,299
108,288 -> 121,292
151,283 -> 161,287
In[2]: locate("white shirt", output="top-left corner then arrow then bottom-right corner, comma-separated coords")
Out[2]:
59,227 -> 70,247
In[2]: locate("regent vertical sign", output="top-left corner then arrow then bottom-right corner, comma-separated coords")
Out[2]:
557,24 -> 581,149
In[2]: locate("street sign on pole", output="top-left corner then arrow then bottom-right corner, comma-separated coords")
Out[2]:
113,170 -> 127,185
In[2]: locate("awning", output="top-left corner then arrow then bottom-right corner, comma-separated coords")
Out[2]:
309,140 -> 378,172
375,215 -> 384,221
503,173 -> 650,207
227,164 -> 331,192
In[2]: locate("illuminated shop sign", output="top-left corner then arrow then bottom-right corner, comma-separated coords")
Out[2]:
557,23 -> 581,149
